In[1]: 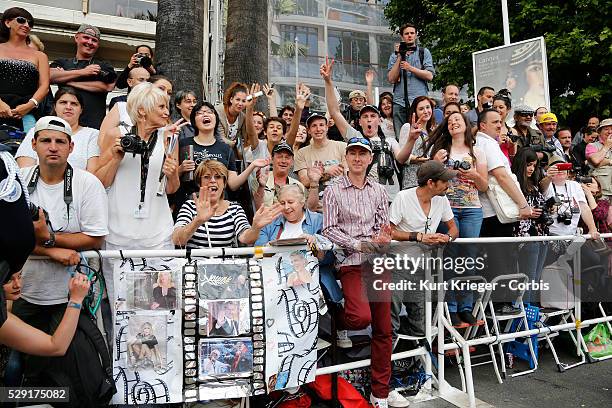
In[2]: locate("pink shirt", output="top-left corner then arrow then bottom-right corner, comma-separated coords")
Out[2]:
322,175 -> 389,267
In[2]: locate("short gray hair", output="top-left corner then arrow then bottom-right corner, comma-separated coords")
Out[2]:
278,184 -> 306,204
127,82 -> 169,125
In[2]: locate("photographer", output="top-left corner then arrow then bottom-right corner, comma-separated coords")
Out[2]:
387,23 -> 434,138
511,104 -> 546,155
12,117 -> 107,381
115,45 -> 157,90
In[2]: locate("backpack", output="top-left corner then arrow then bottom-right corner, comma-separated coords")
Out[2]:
35,313 -> 117,407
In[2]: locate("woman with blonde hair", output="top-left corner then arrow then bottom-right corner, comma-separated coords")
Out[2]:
151,271 -> 176,310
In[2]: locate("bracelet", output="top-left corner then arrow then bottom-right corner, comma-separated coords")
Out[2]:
519,204 -> 529,210
29,98 -> 39,107
446,233 -> 454,242
408,232 -> 417,242
417,232 -> 423,242
68,301 -> 81,310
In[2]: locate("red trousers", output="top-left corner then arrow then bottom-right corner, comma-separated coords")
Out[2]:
338,263 -> 392,399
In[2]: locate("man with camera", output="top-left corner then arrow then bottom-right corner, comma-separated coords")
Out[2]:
466,86 -> 496,128
537,112 -> 563,153
387,23 -> 434,139
12,116 -> 107,378
115,45 -> 157,90
49,24 -> 117,129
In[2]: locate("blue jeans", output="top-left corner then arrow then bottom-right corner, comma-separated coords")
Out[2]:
518,241 -> 548,304
442,207 -> 483,313
392,103 -> 408,139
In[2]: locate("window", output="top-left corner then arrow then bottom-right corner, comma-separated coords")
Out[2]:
21,0 -> 82,10
278,25 -> 318,57
327,30 -> 369,64
89,0 -> 157,21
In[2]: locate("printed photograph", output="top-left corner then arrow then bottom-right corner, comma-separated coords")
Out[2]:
126,315 -> 167,371
128,270 -> 179,310
199,338 -> 253,380
204,299 -> 250,336
198,262 -> 250,300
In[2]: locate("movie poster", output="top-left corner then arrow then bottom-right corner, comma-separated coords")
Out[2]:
472,37 -> 549,110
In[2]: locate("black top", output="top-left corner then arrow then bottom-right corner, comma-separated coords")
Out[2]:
50,58 -> 117,129
108,94 -> 127,112
0,59 -> 39,129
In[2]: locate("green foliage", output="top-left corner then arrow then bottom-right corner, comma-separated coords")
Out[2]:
384,0 -> 612,128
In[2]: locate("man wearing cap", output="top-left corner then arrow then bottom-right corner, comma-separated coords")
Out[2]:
387,23 -> 435,139
586,118 -> 612,197
252,142 -> 317,210
49,24 -> 117,129
322,135 -> 400,408
342,89 -> 367,129
323,58 -> 411,203
294,112 -> 348,211
389,160 -> 458,342
511,104 -> 545,151
13,116 -> 107,378
537,112 -> 563,153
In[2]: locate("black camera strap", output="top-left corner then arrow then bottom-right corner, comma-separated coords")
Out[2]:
139,131 -> 159,208
27,163 -> 73,221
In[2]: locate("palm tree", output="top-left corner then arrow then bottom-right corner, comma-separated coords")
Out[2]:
223,0 -> 269,91
155,0 -> 205,99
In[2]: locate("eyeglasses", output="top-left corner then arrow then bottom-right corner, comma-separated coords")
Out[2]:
347,137 -> 371,146
517,112 -> 533,117
15,16 -> 33,27
201,174 -> 224,181
195,109 -> 215,116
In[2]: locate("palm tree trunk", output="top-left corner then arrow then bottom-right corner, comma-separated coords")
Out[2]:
155,0 -> 206,99
224,0 -> 269,91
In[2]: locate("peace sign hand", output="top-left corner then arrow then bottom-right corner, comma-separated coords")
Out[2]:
320,57 -> 335,82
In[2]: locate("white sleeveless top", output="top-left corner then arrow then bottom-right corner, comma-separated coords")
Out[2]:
117,101 -> 133,127
106,128 -> 173,247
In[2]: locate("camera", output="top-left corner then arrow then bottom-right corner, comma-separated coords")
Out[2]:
575,175 -> 593,184
449,159 -> 471,171
557,211 -> 572,225
505,132 -> 521,143
371,139 -> 395,183
135,53 -> 152,69
534,196 -> 559,226
29,202 -> 49,222
398,41 -> 417,56
120,133 -> 148,155
528,144 -> 556,153
482,101 -> 494,110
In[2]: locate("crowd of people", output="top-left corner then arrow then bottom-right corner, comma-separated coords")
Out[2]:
1,8 -> 611,408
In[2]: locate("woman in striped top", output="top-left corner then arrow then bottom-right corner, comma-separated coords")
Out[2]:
172,160 -> 282,248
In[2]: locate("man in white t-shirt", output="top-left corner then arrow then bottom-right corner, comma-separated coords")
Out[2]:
13,117 -> 108,376
475,110 -> 531,312
389,160 -> 458,336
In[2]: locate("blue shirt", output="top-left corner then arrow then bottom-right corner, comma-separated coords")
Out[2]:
255,209 -> 324,246
387,46 -> 435,107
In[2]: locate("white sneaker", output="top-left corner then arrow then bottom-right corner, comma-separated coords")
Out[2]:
387,389 -> 410,407
370,393 -> 389,408
336,330 -> 352,348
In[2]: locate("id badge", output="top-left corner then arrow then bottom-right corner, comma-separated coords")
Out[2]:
134,204 -> 150,219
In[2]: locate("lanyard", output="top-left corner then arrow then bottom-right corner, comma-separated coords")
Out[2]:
138,130 -> 158,208
27,163 -> 73,221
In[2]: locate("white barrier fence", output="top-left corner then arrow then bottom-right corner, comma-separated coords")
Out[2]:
70,233 -> 611,407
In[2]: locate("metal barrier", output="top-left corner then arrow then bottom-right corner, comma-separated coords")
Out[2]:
69,233 -> 612,407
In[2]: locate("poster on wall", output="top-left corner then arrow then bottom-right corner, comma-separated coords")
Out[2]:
112,257 -> 185,405
472,37 -> 549,110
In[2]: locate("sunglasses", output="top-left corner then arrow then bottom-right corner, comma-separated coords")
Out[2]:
347,137 -> 371,145
195,109 -> 215,116
15,16 -> 33,28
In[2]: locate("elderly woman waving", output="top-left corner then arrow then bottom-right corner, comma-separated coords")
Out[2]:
173,160 -> 282,248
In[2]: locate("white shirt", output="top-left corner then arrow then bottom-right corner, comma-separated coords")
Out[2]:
544,180 -> 586,236
475,131 -> 512,218
389,187 -> 454,257
16,126 -> 100,171
19,167 -> 108,305
279,216 -> 306,240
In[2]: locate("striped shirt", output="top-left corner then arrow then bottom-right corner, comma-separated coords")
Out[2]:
322,175 -> 389,267
174,201 -> 250,248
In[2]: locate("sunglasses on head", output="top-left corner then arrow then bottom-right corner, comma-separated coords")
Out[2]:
347,137 -> 370,145
15,16 -> 33,27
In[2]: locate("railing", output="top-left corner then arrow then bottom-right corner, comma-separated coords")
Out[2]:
89,0 -> 157,21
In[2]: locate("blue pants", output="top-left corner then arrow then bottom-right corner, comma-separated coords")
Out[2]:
441,207 -> 483,313
518,241 -> 548,304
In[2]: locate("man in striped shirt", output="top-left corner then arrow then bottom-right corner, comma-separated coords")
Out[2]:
322,136 -> 395,408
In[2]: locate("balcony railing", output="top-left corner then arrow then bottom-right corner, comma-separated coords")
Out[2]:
89,0 -> 157,21
21,0 -> 82,11
273,0 -> 388,28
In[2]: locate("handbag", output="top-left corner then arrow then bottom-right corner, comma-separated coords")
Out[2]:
486,173 -> 520,223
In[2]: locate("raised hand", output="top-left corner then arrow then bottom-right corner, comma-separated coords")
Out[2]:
365,69 -> 375,84
245,83 -> 261,109
195,186 -> 218,224
320,56 -> 335,81
263,83 -> 276,99
252,203 -> 283,230
408,113 -> 422,141
295,83 -> 311,110
307,161 -> 324,184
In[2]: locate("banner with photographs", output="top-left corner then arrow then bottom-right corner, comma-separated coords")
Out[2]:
262,249 -> 323,392
182,259 -> 267,401
472,37 -> 549,110
112,257 -> 185,405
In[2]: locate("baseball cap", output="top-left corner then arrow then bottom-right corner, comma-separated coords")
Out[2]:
306,112 -> 327,127
349,90 -> 366,100
547,155 -> 567,168
597,118 -> 612,131
346,136 -> 372,153
76,24 -> 101,40
513,104 -> 535,115
34,116 -> 73,138
538,112 -> 558,124
272,142 -> 294,156
359,104 -> 380,117
417,160 -> 457,185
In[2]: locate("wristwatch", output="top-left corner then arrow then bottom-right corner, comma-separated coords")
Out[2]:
43,230 -> 56,248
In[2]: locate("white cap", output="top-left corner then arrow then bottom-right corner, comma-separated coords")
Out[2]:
34,116 -> 73,138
